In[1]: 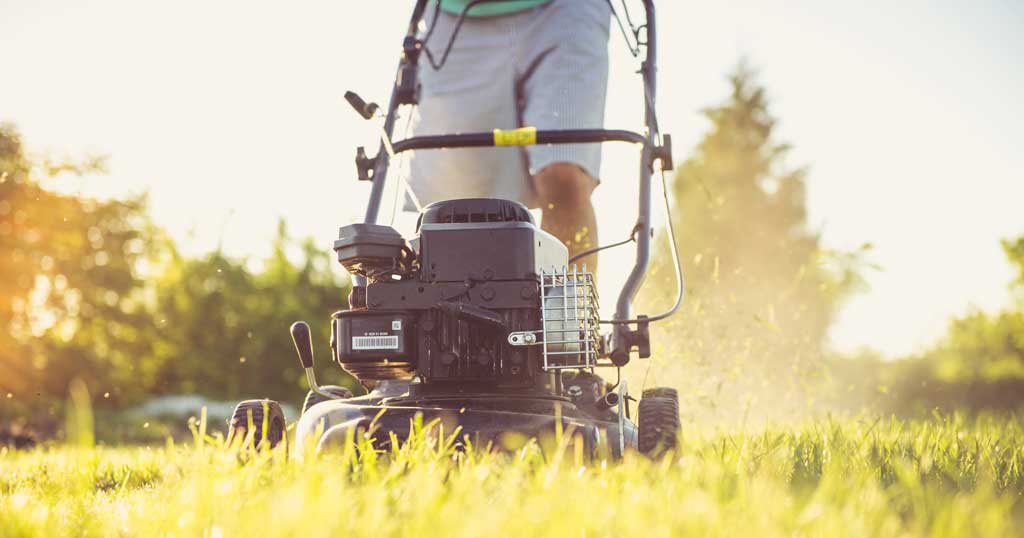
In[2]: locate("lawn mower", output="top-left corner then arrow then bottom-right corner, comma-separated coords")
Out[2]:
228,0 -> 684,458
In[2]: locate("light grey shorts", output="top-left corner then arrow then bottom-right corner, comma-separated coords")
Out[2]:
406,0 -> 611,210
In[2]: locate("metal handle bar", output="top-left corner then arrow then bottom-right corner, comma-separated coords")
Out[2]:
389,128 -> 649,154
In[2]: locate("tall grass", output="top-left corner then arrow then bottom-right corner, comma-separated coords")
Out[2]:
2,414 -> 1022,537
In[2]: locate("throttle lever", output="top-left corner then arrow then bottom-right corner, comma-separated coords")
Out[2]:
345,91 -> 379,120
290,321 -> 345,403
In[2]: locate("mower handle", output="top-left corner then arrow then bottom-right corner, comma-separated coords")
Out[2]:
388,128 -> 649,154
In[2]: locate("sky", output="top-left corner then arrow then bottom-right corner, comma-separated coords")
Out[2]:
1,0 -> 1022,357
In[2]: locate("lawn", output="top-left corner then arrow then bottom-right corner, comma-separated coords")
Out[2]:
1,414 -> 1022,537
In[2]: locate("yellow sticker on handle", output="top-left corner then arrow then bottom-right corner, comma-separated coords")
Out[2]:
493,127 -> 537,146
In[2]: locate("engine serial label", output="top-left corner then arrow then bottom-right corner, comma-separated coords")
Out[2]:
352,335 -> 399,350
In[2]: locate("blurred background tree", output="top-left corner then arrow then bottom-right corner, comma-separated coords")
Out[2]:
636,65 -> 1022,419
844,236 -> 1024,414
150,222 -> 353,404
1,122 -> 158,423
0,123 -> 352,432
637,66 -> 866,419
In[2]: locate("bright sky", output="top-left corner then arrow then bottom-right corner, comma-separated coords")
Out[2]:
2,0 -> 1021,357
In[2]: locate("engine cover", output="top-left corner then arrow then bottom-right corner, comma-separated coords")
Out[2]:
419,221 -> 565,282
416,198 -> 566,282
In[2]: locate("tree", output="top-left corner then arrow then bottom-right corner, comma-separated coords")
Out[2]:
150,222 -> 354,405
2,123 -> 352,429
1003,236 -> 1024,298
913,236 -> 1024,385
0,123 -> 159,421
637,66 -> 863,418
841,237 -> 1024,415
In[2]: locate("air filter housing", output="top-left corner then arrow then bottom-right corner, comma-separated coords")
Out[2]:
333,223 -> 407,281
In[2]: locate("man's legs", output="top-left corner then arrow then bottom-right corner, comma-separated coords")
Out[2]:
516,0 -> 610,276
534,162 -> 598,275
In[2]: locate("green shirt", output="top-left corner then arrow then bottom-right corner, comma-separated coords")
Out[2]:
438,0 -> 551,17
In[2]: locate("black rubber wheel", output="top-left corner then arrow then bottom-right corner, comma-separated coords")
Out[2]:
229,399 -> 286,449
301,385 -> 353,414
642,387 -> 679,402
637,396 -> 679,456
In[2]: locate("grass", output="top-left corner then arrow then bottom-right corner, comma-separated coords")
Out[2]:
2,414 -> 1023,537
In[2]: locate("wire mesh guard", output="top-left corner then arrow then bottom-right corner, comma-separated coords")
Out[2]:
539,265 -> 602,370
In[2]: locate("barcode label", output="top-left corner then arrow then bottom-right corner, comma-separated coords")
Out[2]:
352,335 -> 399,350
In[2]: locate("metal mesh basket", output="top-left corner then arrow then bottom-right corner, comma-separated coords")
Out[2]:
539,265 -> 601,370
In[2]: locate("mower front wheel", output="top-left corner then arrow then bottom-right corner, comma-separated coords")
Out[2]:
637,394 -> 679,456
228,399 -> 287,449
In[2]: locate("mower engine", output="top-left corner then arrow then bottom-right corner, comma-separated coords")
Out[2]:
331,198 -> 603,395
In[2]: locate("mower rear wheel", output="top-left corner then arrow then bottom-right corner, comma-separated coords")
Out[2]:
637,396 -> 679,456
302,385 -> 353,414
229,399 -> 286,449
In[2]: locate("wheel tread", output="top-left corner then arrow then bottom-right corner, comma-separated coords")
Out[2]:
638,395 -> 680,455
642,387 -> 679,402
229,399 -> 286,449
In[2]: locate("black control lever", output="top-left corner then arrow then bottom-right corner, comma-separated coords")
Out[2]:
291,321 -> 315,369
290,321 -> 343,402
344,91 -> 379,120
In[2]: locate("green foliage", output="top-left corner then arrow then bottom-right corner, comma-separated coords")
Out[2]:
0,123 -> 159,422
1002,236 -> 1024,299
930,309 -> 1024,383
2,415 -> 1023,536
822,235 -> 1024,414
1,123 -> 352,427
888,235 -> 1024,412
150,222 -> 354,404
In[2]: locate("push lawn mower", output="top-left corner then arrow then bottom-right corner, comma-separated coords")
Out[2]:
228,0 -> 684,458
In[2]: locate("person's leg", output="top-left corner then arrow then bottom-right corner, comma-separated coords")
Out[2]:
515,0 -> 610,275
533,162 -> 599,274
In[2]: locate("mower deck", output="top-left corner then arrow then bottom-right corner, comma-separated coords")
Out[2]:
295,383 -> 637,457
